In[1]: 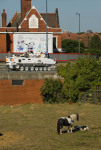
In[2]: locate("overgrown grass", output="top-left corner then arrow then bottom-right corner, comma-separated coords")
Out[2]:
0,103 -> 101,150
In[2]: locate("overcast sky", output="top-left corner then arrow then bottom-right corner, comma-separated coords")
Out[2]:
0,0 -> 101,33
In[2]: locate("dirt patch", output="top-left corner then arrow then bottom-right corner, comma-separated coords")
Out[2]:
0,132 -> 24,147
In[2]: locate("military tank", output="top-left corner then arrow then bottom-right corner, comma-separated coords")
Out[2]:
6,52 -> 57,71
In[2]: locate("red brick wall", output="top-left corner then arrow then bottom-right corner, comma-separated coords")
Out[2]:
21,9 -> 46,31
21,0 -> 31,22
0,34 -> 7,52
0,80 -> 44,105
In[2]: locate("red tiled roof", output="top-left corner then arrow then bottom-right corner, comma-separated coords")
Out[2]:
7,11 -> 21,27
62,31 -> 101,47
41,13 -> 60,28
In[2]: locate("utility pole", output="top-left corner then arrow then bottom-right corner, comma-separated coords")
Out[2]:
46,0 -> 48,54
76,13 -> 80,53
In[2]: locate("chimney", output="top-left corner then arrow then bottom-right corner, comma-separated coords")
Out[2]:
2,9 -> 7,27
21,0 -> 31,22
55,8 -> 60,28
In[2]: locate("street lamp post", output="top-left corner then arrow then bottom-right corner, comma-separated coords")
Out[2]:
76,13 -> 80,53
0,12 -> 1,52
46,0 -> 48,54
0,12 -> 1,27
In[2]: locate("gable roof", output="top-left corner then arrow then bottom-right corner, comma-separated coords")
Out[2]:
7,10 -> 60,28
7,12 -> 21,27
40,13 -> 60,28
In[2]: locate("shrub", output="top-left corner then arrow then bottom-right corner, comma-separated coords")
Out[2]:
41,78 -> 64,103
41,57 -> 101,103
87,48 -> 101,56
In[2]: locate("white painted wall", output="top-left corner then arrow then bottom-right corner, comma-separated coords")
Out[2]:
13,32 -> 53,53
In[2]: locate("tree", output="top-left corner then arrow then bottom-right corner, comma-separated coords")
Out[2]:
62,39 -> 85,53
58,56 -> 101,102
41,78 -> 64,103
87,35 -> 101,56
88,35 -> 101,49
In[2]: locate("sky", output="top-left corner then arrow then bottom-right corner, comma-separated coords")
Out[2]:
0,0 -> 101,33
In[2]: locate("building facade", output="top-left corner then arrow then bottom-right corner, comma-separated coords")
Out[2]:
0,0 -> 62,53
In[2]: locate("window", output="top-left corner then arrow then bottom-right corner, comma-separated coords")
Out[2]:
12,80 -> 24,86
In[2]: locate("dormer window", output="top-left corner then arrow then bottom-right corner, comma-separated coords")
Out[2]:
29,14 -> 38,28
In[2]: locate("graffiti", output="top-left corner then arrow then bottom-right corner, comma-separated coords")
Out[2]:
13,33 -> 53,53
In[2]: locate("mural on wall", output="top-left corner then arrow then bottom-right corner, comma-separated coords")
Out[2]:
13,33 -> 53,53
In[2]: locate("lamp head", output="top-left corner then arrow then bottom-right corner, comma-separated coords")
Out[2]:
76,13 -> 80,15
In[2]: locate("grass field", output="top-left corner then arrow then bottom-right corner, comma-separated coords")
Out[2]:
0,103 -> 101,150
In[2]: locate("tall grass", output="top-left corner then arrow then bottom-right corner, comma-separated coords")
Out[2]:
0,103 -> 101,150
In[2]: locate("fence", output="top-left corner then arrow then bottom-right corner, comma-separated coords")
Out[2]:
49,53 -> 97,61
0,52 -> 97,62
79,91 -> 101,104
80,85 -> 101,104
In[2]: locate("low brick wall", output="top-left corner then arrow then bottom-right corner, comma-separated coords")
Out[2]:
0,72 -> 58,80
0,80 -> 44,105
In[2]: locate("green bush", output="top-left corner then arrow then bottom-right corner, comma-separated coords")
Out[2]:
62,39 -> 85,53
58,56 -> 101,103
87,48 -> 101,56
41,57 -> 101,103
41,78 -> 65,103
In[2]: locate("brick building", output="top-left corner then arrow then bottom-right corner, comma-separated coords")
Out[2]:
0,0 -> 62,53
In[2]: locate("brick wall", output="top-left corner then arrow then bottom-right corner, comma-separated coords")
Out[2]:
21,9 -> 47,31
21,0 -> 31,21
0,80 -> 44,105
0,34 -> 7,52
